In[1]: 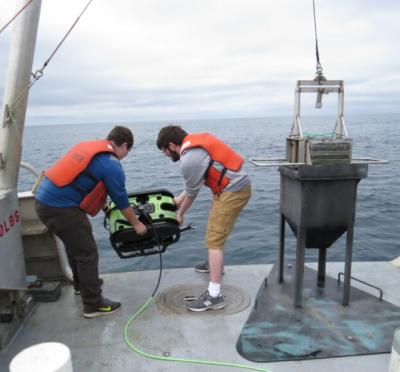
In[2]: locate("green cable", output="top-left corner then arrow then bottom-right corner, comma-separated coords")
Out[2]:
124,296 -> 270,372
123,213 -> 270,371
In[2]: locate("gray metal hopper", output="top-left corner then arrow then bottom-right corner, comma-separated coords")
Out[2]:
250,79 -> 386,309
278,163 -> 368,307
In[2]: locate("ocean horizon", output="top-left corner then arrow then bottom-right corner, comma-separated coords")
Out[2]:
19,114 -> 400,273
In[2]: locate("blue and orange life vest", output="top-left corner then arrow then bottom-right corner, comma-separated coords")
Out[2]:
45,140 -> 115,216
180,133 -> 244,194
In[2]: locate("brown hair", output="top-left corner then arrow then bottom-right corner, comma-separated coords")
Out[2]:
156,125 -> 188,150
107,125 -> 134,149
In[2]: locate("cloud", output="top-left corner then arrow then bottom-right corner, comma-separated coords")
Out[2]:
0,0 -> 399,125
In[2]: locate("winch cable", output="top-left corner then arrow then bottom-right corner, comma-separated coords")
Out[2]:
0,0 -> 34,35
123,214 -> 270,372
312,0 -> 324,77
7,0 -> 95,116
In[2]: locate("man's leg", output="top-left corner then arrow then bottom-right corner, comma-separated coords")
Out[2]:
208,249 -> 224,284
63,245 -> 80,290
57,213 -> 102,310
187,185 -> 251,312
35,202 -> 102,308
205,186 -> 251,292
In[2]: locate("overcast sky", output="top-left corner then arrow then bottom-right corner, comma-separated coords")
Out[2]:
1,0 -> 399,125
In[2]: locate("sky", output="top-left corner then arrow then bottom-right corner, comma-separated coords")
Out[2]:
0,0 -> 399,125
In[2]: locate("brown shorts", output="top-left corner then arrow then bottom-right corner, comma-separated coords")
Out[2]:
205,185 -> 251,250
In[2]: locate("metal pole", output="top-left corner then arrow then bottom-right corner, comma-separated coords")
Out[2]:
342,225 -> 354,306
0,0 -> 42,291
317,248 -> 327,287
294,227 -> 306,308
278,214 -> 285,283
0,0 -> 42,190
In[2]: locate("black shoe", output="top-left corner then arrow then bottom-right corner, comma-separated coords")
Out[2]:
194,261 -> 210,273
83,298 -> 121,318
74,278 -> 104,295
194,261 -> 225,274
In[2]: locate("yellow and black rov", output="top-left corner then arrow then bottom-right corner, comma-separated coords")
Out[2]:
104,189 -> 190,259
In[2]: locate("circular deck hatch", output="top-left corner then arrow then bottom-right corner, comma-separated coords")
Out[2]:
156,284 -> 251,315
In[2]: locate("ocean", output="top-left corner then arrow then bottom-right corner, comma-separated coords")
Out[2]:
19,114 -> 400,273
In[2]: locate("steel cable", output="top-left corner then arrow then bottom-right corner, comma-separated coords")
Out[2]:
6,0 -> 95,121
0,0 -> 34,35
312,0 -> 323,76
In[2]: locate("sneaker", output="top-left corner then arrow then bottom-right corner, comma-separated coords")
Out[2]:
183,295 -> 197,302
194,261 -> 210,273
186,290 -> 225,312
194,261 -> 224,274
74,278 -> 104,295
83,298 -> 121,318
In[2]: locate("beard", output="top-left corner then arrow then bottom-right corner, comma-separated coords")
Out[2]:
171,151 -> 180,162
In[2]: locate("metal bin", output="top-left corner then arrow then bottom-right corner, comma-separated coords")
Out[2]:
278,163 -> 368,307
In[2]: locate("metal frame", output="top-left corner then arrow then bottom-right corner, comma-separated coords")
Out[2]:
279,214 -> 356,307
289,79 -> 348,140
248,157 -> 388,167
248,158 -> 305,167
20,161 -> 40,177
337,272 -> 383,301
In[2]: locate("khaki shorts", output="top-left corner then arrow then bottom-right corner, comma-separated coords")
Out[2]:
205,185 -> 251,250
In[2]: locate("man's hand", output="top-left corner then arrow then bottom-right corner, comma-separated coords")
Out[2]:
121,206 -> 148,236
133,221 -> 147,236
176,210 -> 184,225
175,194 -> 195,226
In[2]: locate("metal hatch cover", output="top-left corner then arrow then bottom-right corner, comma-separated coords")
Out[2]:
156,284 -> 251,315
236,263 -> 400,362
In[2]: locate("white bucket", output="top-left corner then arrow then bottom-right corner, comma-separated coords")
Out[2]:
9,342 -> 73,372
389,327 -> 400,372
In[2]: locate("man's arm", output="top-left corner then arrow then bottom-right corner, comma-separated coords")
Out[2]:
174,191 -> 185,208
98,155 -> 147,235
176,194 -> 195,225
177,148 -> 210,224
120,206 -> 147,235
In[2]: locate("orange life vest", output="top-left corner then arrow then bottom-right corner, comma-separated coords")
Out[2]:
180,133 -> 244,194
45,140 -> 116,216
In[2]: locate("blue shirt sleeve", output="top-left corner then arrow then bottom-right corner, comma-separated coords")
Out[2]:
34,153 -> 130,210
91,154 -> 130,210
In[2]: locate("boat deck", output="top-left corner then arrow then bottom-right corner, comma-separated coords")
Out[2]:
1,262 -> 399,372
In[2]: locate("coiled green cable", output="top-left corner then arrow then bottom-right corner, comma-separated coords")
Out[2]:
123,213 -> 270,372
124,296 -> 270,372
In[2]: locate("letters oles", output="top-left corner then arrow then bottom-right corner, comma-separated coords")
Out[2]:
0,210 -> 20,238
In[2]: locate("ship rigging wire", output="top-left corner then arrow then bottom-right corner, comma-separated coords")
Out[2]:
313,0 -> 324,76
0,0 -> 34,35
6,0 -> 95,118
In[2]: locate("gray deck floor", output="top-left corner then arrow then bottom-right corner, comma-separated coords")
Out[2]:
1,262 -> 399,372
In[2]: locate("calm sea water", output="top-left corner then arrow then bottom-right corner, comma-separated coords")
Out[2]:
19,114 -> 400,273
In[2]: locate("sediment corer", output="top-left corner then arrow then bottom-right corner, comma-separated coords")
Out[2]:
104,189 -> 185,259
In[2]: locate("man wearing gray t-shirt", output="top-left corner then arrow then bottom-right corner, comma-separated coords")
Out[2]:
157,125 -> 251,312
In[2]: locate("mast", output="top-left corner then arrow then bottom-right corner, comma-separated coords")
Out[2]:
0,0 -> 42,290
0,0 -> 42,190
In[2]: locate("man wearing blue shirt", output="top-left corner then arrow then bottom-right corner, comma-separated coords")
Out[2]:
35,126 -> 146,318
